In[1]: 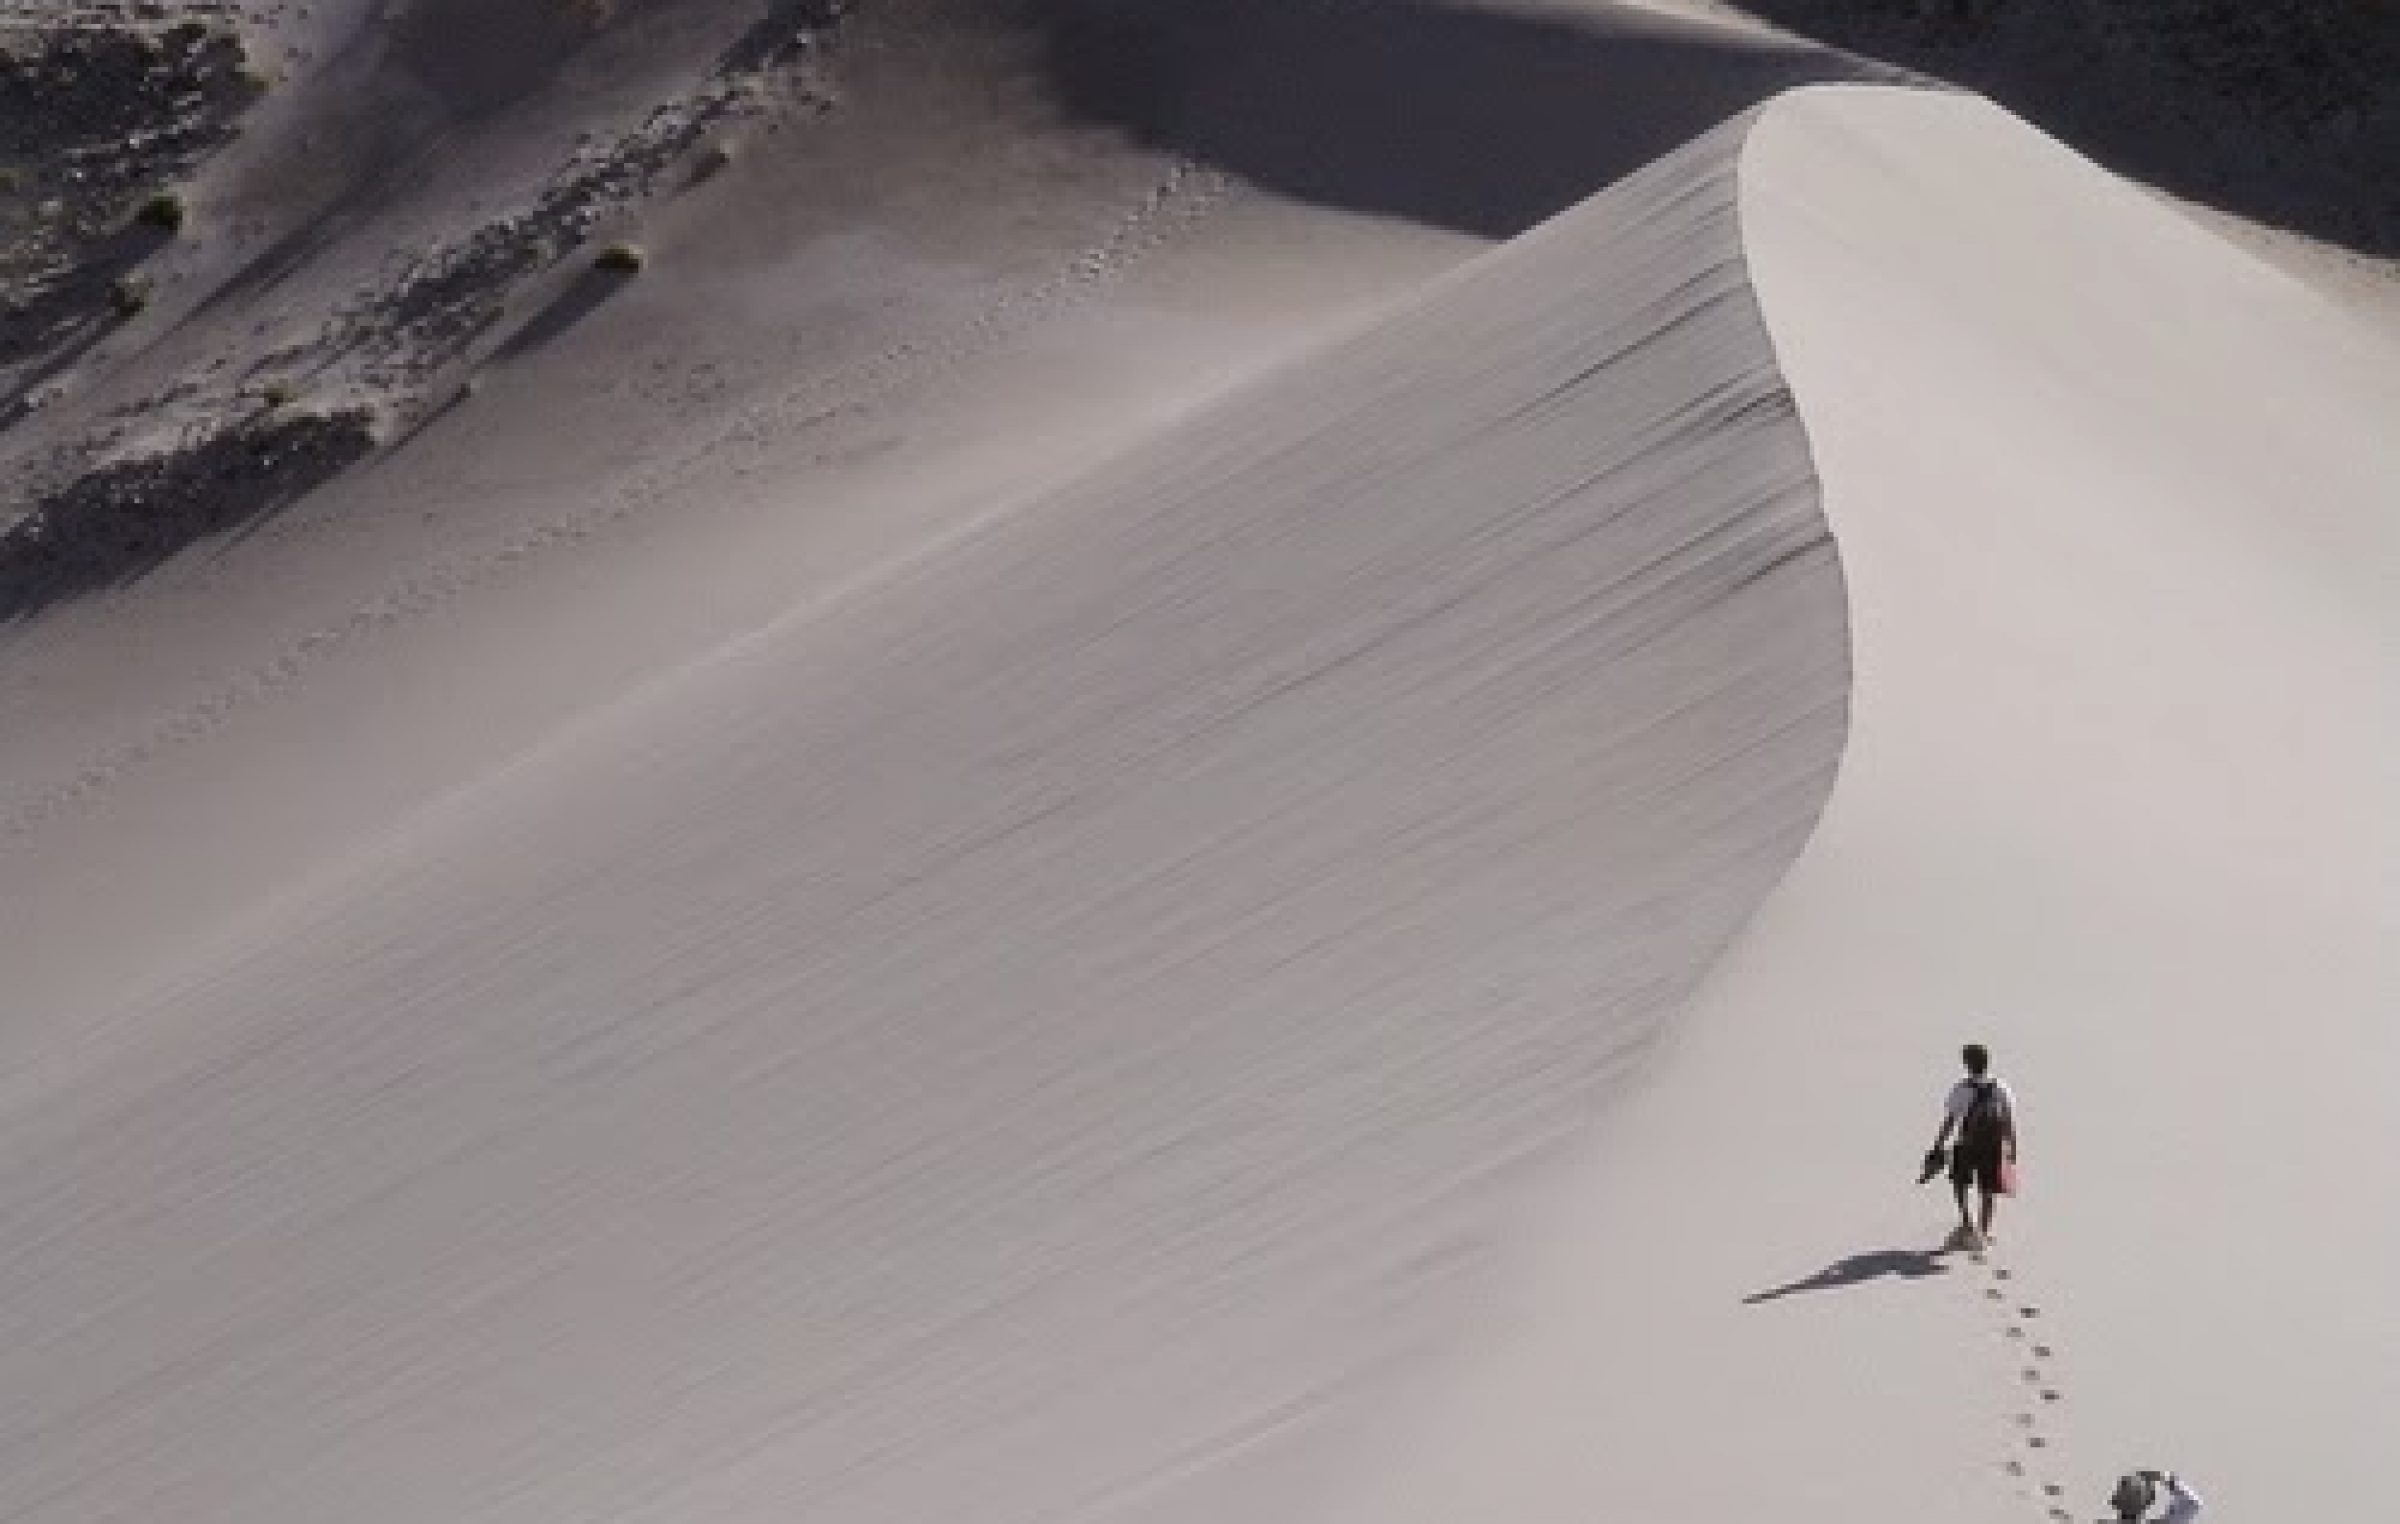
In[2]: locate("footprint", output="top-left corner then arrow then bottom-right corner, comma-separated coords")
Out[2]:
2027,1435 -> 2049,1450
2041,1389 -> 2062,1403
2033,1344 -> 2054,1358
2020,1306 -> 2042,1319
2004,1459 -> 2027,1477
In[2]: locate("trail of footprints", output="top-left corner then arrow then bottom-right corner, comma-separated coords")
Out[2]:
0,156 -> 1237,851
1970,1248 -> 2077,1522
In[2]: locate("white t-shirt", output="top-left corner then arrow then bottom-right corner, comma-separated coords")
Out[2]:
1943,1077 -> 2017,1127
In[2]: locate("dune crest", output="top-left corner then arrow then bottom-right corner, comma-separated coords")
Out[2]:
0,92 -> 1846,1524
1337,84 -> 2400,1524
6,2 -> 2392,1516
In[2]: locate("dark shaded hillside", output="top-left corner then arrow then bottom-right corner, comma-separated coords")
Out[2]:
0,20 -> 259,398
0,0 -> 850,614
1737,0 -> 2400,252
1020,0 -> 1880,238
1017,0 -> 2394,252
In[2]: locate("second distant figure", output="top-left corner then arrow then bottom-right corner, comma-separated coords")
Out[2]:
1928,1042 -> 2018,1249
2111,1468 -> 2204,1521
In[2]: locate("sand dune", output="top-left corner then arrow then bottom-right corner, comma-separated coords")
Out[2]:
0,99 -> 1850,1523
0,0 -> 1453,1014
4,4 -> 2395,1523
1340,86 -> 2400,1524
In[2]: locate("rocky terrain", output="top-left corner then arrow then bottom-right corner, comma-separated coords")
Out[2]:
0,12 -> 259,403
0,0 -> 2390,621
0,0 -> 846,617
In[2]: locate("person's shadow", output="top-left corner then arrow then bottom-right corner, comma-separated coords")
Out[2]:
1742,1248 -> 1950,1305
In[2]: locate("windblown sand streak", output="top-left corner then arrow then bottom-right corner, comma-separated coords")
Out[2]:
7,0 -> 2392,1518
0,111 -> 1845,1524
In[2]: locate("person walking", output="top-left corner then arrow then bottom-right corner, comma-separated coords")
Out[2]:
2110,1468 -> 2204,1521
1925,1042 -> 2017,1249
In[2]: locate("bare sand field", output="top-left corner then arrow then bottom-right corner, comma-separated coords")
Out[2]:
3,4 -> 2392,1522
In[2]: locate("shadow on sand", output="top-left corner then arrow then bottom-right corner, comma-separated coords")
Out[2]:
375,262 -> 631,461
0,408 -> 376,624
1742,1247 -> 1951,1305
491,264 -> 634,367
1026,0 -> 1883,239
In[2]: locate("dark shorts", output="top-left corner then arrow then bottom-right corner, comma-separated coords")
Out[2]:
1950,1143 -> 2005,1194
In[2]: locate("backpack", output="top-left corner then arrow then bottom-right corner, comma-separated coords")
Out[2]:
1959,1079 -> 2009,1153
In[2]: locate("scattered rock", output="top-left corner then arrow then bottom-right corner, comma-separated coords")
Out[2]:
107,272 -> 152,316
135,189 -> 186,232
688,138 -> 736,184
0,14 -> 259,384
2,0 -> 861,613
1,407 -> 378,619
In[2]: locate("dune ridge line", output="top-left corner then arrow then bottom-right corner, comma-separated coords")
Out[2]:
0,99 -> 1855,1524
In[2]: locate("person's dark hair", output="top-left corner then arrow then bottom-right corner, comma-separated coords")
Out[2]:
1962,1043 -> 1991,1076
2109,1471 -> 2157,1519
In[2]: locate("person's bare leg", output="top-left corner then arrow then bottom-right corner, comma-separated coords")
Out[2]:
1978,1189 -> 1998,1240
1952,1181 -> 1975,1236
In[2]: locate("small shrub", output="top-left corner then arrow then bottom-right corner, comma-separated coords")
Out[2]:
137,191 -> 188,233
109,275 -> 155,317
260,379 -> 298,408
594,241 -> 646,274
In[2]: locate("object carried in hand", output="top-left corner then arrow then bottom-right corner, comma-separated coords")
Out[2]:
1998,1156 -> 2021,1196
1917,1146 -> 1948,1185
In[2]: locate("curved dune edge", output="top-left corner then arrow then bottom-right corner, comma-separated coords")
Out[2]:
0,105 -> 1848,1524
1334,84 -> 2400,1524
16,60 -> 2386,1524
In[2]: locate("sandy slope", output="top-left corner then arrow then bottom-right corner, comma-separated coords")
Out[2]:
1341,86 -> 2400,1524
0,93 -> 1848,1524
3,10 -> 2393,1524
0,0 -> 1482,1023
1,0 -> 1860,1101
